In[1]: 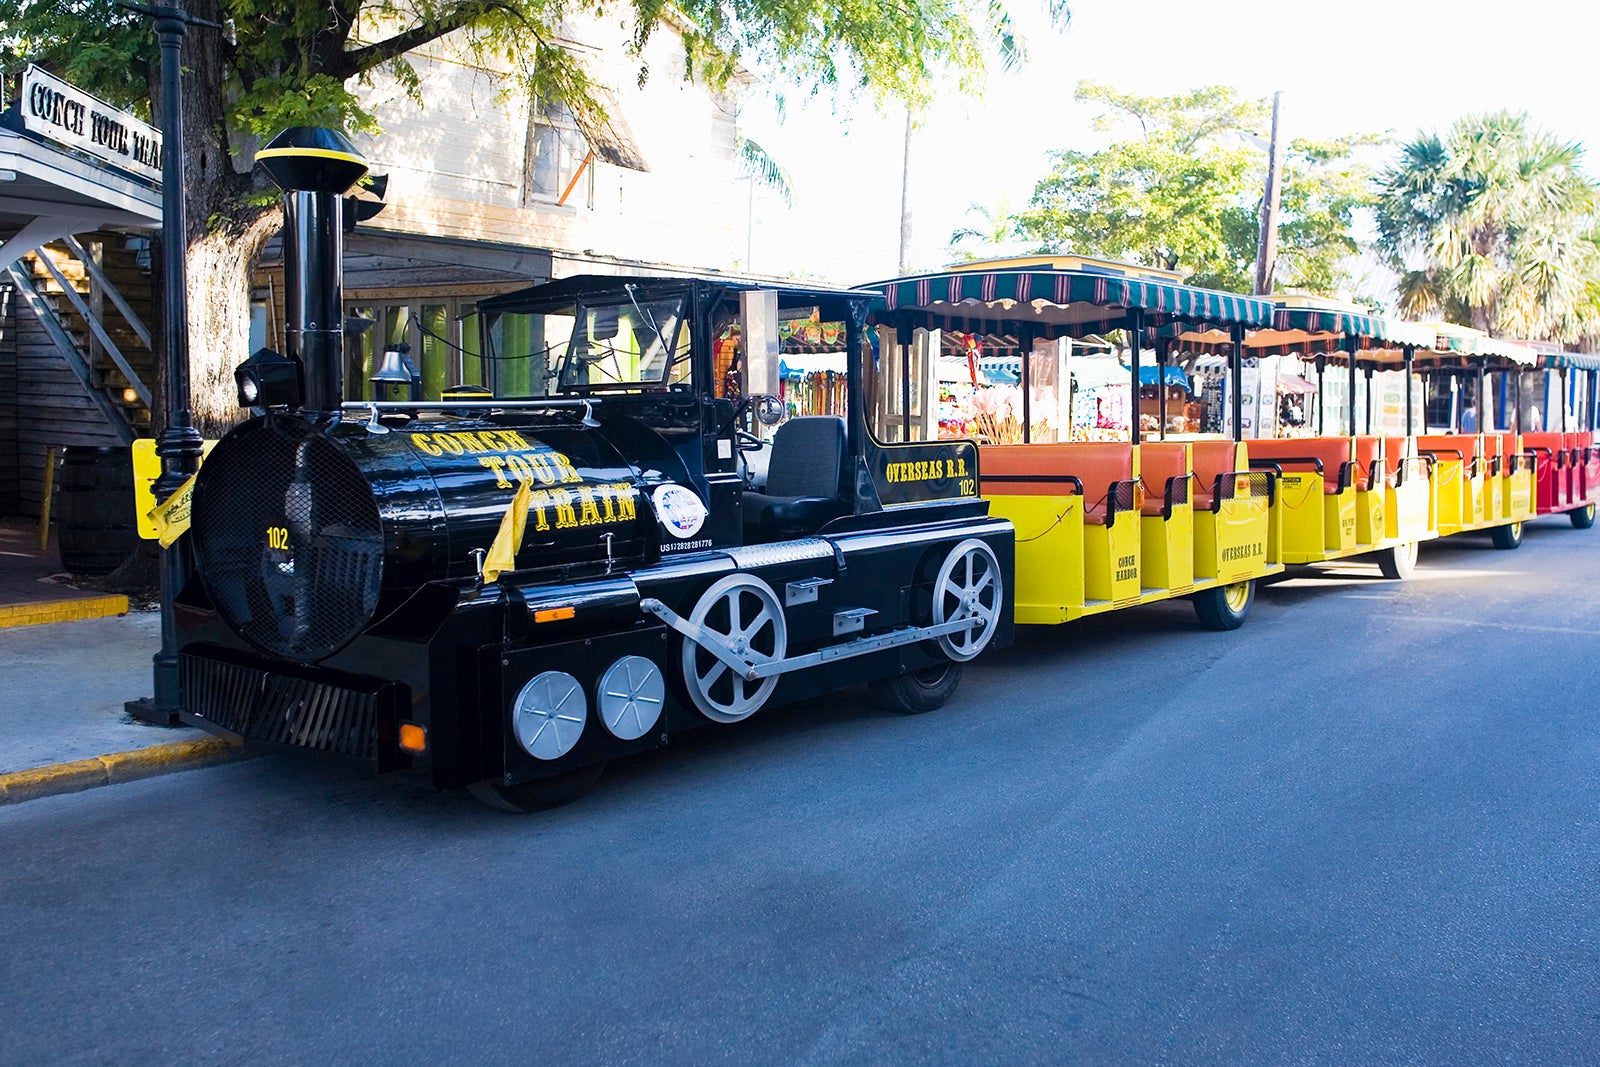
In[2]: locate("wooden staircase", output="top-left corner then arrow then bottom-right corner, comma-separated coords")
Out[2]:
9,235 -> 154,440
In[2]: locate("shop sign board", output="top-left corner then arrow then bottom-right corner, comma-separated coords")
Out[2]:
18,64 -> 162,184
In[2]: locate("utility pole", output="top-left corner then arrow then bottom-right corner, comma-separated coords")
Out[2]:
898,108 -> 913,275
1254,91 -> 1284,297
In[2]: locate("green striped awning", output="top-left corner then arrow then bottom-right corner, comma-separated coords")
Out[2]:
1537,351 -> 1600,370
1430,329 -> 1538,366
1272,307 -> 1436,350
866,269 -> 1275,339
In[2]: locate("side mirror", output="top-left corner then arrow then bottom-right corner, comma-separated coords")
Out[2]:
753,395 -> 785,426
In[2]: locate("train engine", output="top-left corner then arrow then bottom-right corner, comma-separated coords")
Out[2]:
174,128 -> 1013,810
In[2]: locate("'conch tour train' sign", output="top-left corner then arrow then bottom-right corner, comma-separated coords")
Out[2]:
18,64 -> 163,184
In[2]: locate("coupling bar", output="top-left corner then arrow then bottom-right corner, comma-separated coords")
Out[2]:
639,597 -> 975,682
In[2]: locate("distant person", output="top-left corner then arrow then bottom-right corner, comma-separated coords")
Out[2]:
1461,404 -> 1478,433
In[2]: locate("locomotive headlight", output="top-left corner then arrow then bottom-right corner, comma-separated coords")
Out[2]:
235,347 -> 303,409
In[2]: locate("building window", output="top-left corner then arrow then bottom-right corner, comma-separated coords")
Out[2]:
524,99 -> 590,206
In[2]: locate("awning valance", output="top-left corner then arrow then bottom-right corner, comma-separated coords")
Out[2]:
868,268 -> 1276,339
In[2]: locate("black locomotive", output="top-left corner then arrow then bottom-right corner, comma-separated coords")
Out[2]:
175,128 -> 1013,810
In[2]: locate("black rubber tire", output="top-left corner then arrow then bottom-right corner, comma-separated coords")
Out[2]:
1571,504 -> 1596,529
1490,521 -> 1524,550
467,763 -> 606,813
1377,541 -> 1418,580
869,662 -> 965,714
1191,579 -> 1255,631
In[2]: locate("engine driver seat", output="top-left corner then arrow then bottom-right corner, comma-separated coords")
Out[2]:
742,416 -> 849,535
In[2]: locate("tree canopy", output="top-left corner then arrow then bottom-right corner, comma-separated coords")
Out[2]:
1374,111 -> 1600,340
1004,82 -> 1376,295
4,0 -> 1063,431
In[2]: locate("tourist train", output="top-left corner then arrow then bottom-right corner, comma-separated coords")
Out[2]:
171,130 -> 1598,809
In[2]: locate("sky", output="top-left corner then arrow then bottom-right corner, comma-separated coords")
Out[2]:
734,0 -> 1600,290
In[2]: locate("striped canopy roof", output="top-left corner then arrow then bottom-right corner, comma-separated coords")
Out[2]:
1538,351 -> 1600,370
865,268 -> 1275,339
1135,302 -> 1431,365
1427,325 -> 1538,367
1272,306 -> 1436,349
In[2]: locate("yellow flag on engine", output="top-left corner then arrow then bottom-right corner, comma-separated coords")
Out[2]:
148,473 -> 199,548
481,478 -> 532,583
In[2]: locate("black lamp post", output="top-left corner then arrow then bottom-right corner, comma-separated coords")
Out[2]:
122,2 -> 219,726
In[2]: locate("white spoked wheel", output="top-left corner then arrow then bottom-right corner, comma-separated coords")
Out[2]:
681,573 -> 787,723
932,539 -> 1003,661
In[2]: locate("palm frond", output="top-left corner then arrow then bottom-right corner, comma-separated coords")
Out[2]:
736,136 -> 795,207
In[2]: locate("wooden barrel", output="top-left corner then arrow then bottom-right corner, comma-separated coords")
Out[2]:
57,445 -> 139,575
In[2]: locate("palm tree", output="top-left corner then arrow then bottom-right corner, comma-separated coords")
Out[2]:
949,196 -> 1022,260
736,136 -> 795,207
735,134 -> 794,272
1374,111 -> 1599,339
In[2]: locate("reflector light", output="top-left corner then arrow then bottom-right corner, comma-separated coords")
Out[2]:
399,722 -> 427,752
534,607 -> 576,623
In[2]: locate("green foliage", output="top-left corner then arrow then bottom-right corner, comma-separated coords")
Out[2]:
1007,82 -> 1374,295
6,0 -> 1054,144
4,1 -> 155,116
1374,111 -> 1600,340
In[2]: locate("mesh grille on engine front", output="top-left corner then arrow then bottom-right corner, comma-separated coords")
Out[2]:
192,417 -> 384,662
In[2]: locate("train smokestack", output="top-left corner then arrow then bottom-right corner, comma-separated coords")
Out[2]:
256,128 -> 369,414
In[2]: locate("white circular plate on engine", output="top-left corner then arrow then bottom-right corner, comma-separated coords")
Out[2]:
597,655 -> 665,740
652,483 -> 708,539
932,538 -> 1003,661
680,573 -> 787,723
512,670 -> 587,760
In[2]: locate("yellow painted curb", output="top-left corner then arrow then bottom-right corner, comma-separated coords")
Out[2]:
0,595 -> 130,629
0,735 -> 243,806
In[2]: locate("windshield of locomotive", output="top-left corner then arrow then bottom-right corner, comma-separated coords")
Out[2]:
552,297 -> 692,392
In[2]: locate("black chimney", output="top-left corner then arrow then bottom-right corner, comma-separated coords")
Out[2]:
256,127 -> 369,414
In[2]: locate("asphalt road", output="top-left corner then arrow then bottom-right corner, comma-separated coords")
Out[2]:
5,520 -> 1600,1064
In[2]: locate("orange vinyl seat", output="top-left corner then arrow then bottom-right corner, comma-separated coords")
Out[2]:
1418,434 -> 1482,475
1249,436 -> 1355,493
1352,436 -> 1381,492
1523,431 -> 1564,465
1383,436 -> 1409,485
980,442 -> 1133,525
1191,441 -> 1240,512
1140,443 -> 1191,517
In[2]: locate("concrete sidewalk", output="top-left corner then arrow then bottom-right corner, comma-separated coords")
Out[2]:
0,521 -> 241,804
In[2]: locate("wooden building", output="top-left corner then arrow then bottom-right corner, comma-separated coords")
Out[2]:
0,68 -> 161,519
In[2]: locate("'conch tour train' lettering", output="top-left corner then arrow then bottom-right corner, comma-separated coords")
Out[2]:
520,482 -> 637,531
409,430 -> 586,488
885,456 -> 969,483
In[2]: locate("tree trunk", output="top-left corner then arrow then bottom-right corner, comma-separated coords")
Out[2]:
145,0 -> 279,440
186,208 -> 282,437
